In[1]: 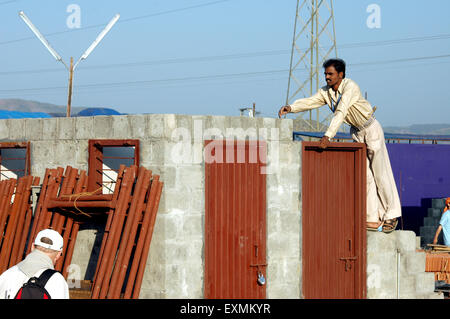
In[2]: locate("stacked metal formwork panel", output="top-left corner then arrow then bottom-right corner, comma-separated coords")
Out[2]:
0,164 -> 163,299
91,165 -> 163,299
0,175 -> 40,274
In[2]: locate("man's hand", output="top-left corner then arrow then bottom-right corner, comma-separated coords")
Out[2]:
278,105 -> 291,118
319,136 -> 330,149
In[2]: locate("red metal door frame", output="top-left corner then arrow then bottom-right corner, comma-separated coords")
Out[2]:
302,141 -> 366,299
204,140 -> 267,299
0,142 -> 31,178
88,139 -> 140,192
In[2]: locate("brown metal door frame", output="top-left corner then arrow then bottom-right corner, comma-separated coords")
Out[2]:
204,139 -> 267,299
302,141 -> 367,299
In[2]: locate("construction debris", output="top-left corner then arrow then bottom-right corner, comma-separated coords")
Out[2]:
0,164 -> 163,299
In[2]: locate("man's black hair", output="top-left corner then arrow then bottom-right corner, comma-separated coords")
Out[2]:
323,58 -> 346,78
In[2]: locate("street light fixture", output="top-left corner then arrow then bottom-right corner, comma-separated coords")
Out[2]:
19,11 -> 120,117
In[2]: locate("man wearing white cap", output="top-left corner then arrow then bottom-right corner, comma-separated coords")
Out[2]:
0,229 -> 69,299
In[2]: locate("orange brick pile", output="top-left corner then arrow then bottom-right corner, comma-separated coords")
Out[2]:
425,252 -> 450,284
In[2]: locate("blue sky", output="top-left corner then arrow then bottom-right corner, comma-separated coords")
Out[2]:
0,0 -> 449,126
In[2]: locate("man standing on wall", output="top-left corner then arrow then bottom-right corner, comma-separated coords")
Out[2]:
278,58 -> 402,233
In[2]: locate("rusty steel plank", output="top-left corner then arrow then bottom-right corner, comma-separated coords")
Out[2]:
15,176 -> 40,264
9,176 -> 35,267
92,165 -> 126,286
28,168 -> 64,253
52,167 -> 77,235
108,167 -> 151,299
58,169 -> 86,273
0,178 -> 26,273
50,194 -> 113,202
131,179 -> 163,299
0,179 -> 16,251
0,180 -> 8,218
28,168 -> 51,252
46,200 -> 116,209
62,170 -> 88,277
40,167 -> 65,231
92,166 -> 136,299
97,165 -> 138,299
123,175 -> 160,299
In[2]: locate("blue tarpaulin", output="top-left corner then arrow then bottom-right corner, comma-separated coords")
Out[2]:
77,108 -> 121,116
0,110 -> 52,119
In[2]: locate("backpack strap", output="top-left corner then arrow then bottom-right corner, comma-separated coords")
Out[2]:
36,269 -> 58,287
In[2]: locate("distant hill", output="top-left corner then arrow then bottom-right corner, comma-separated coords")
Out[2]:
0,98 -> 120,117
383,124 -> 450,136
0,98 -> 85,115
293,118 -> 450,136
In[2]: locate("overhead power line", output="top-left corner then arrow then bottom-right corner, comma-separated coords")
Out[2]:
1,53 -> 450,94
0,0 -> 19,5
1,32 -> 450,77
0,0 -> 232,46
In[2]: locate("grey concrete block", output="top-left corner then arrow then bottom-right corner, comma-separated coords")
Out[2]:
366,259 -> 397,299
403,251 -> 426,274
127,114 -> 147,139
42,117 -> 59,140
414,272 -> 436,295
276,118 -> 293,141
267,232 -> 300,259
176,166 -> 204,191
266,257 -> 301,299
395,231 -> 416,252
267,283 -> 301,299
147,114 -> 165,138
58,117 -> 75,140
140,140 -> 165,166
111,115 -> 131,139
92,116 -> 113,138
164,114 -> 178,140
74,117 -> 94,139
424,216 -> 440,226
367,232 -> 396,253
399,274 -> 416,298
432,198 -> 445,209
25,118 -> 43,140
428,208 -> 442,218
0,119 -> 8,140
8,119 -> 25,140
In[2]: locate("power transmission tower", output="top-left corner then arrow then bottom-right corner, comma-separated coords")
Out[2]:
285,0 -> 338,132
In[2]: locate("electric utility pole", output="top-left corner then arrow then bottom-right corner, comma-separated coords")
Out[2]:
19,11 -> 120,117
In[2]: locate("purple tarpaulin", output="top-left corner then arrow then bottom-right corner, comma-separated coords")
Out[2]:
386,144 -> 450,234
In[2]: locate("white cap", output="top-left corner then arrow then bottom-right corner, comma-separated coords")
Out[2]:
34,229 -> 64,251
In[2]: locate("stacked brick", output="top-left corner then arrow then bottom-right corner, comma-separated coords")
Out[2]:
425,252 -> 450,284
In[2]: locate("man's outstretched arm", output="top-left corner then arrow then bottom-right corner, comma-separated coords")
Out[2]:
433,225 -> 443,244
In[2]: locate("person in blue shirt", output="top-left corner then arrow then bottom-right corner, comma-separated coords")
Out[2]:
432,198 -> 450,246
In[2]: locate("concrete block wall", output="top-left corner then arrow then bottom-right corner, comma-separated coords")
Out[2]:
0,114 -> 301,299
1,114 -> 439,299
367,230 -> 443,299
